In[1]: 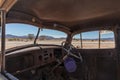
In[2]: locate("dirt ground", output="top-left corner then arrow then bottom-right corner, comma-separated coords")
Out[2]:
0,40 -> 115,50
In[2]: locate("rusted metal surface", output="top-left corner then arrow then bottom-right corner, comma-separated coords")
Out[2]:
1,9 -> 6,72
98,31 -> 101,48
80,33 -> 82,49
0,0 -> 17,12
6,0 -> 120,34
114,26 -> 120,80
1,0 -> 120,80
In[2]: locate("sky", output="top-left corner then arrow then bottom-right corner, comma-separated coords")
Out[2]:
6,23 -> 67,38
5,23 -> 114,39
74,31 -> 114,39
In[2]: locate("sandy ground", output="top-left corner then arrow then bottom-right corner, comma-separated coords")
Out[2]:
72,40 -> 115,49
0,40 -> 115,50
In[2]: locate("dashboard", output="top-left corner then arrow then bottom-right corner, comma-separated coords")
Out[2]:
5,45 -> 64,74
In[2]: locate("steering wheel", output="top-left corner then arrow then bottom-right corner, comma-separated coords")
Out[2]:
61,41 -> 83,62
51,41 -> 83,73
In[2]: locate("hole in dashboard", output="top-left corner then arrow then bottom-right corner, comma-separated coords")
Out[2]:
54,49 -> 62,58
44,57 -> 49,61
39,55 -> 42,61
50,53 -> 52,57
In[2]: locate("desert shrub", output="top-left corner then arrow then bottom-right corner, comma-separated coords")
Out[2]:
8,38 -> 14,41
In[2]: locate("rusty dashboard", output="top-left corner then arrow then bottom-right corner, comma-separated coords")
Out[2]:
5,45 -> 64,74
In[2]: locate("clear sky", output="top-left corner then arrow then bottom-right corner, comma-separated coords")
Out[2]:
6,23 -> 114,39
6,23 -> 67,38
73,31 -> 114,39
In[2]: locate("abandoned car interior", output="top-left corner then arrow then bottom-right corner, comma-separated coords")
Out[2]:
0,0 -> 120,80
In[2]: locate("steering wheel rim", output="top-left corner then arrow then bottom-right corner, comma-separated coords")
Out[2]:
51,41 -> 83,72
61,41 -> 83,62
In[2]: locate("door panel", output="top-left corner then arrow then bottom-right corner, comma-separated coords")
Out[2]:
79,49 -> 117,80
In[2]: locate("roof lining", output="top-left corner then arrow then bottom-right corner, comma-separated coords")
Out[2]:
7,10 -> 71,34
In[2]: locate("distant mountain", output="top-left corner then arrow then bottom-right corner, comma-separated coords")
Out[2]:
101,38 -> 114,41
5,34 -> 55,40
82,37 -> 114,41
3,34 -> 114,41
39,35 -> 54,40
5,34 -> 28,38
6,34 -> 18,38
19,36 -> 28,38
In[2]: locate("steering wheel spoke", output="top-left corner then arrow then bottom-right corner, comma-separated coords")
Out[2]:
61,41 -> 83,62
52,41 -> 83,73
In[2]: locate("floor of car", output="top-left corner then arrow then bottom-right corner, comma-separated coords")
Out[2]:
14,63 -> 84,80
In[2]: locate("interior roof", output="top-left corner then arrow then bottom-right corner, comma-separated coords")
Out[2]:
6,0 -> 120,34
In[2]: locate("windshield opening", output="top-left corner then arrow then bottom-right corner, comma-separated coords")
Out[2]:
36,29 -> 67,45
5,23 -> 67,49
72,30 -> 115,49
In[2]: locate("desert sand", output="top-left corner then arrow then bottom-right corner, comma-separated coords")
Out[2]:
0,40 -> 114,50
